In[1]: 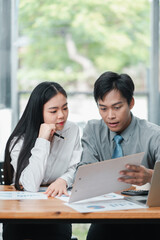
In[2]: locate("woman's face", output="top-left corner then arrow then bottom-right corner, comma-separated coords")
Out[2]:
43,93 -> 69,131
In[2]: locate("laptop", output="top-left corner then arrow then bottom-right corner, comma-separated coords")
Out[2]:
126,161 -> 160,207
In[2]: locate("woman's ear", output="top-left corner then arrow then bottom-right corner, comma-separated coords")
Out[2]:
129,97 -> 135,110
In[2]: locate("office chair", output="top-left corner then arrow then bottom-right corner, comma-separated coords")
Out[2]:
0,162 -> 4,185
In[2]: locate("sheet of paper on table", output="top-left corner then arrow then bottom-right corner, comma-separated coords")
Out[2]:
56,192 -> 124,203
39,188 -> 146,212
65,198 -> 147,213
39,186 -> 48,192
57,192 -> 146,212
0,191 -> 47,200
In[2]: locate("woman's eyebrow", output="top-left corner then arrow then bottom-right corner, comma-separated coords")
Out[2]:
48,106 -> 58,110
48,102 -> 68,110
62,102 -> 68,107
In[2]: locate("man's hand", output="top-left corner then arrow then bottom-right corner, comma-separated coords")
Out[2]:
118,164 -> 153,186
45,178 -> 69,197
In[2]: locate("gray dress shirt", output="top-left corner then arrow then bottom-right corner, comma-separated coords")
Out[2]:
79,114 -> 160,169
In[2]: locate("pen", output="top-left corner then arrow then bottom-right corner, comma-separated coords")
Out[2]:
54,132 -> 65,139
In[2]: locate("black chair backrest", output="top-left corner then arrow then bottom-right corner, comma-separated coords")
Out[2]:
0,162 -> 5,185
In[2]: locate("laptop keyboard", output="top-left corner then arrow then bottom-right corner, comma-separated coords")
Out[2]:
125,195 -> 148,205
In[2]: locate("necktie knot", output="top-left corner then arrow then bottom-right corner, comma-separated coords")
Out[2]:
114,135 -> 123,144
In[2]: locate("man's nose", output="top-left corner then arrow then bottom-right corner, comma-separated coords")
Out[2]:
107,109 -> 115,119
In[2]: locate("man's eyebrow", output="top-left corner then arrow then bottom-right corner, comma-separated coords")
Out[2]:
48,102 -> 68,109
112,101 -> 123,106
98,101 -> 123,107
98,103 -> 106,107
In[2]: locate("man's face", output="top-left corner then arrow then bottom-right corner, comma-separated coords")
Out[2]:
98,89 -> 134,133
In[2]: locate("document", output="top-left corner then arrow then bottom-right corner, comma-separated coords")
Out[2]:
56,192 -> 124,203
0,191 -> 47,200
59,192 -> 142,212
65,199 -> 146,213
69,152 -> 144,203
61,152 -> 146,212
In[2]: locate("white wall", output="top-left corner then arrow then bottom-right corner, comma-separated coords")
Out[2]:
0,109 -> 11,162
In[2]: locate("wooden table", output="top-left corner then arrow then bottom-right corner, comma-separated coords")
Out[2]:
1,185 -> 160,224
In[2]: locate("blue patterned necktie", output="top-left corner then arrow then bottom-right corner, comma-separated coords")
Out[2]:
112,135 -> 123,159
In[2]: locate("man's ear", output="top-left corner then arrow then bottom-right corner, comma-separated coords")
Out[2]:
129,97 -> 135,110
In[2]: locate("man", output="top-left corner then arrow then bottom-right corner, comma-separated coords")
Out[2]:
79,71 -> 160,239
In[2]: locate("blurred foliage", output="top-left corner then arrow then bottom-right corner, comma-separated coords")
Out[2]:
18,0 -> 150,90
72,224 -> 90,240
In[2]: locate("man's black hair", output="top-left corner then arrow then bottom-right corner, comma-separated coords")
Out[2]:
94,71 -> 135,105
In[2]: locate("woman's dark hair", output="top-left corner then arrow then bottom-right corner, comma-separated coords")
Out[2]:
4,82 -> 67,190
94,71 -> 135,105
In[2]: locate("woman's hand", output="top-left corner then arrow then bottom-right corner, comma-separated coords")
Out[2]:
38,123 -> 56,142
45,178 -> 69,197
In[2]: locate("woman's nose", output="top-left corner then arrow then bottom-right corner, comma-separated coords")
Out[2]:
58,110 -> 64,118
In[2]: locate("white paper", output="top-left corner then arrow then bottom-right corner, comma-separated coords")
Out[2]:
56,190 -> 71,202
73,192 -> 124,204
56,192 -> 123,203
0,191 -> 48,200
65,199 -> 146,213
39,186 -> 48,192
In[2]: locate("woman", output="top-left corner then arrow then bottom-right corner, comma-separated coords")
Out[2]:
3,81 -> 82,240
